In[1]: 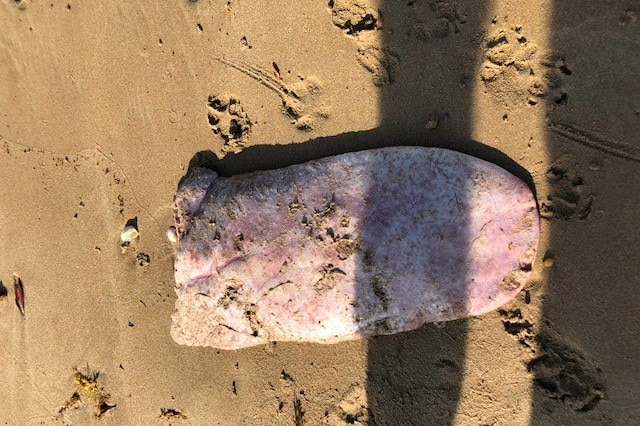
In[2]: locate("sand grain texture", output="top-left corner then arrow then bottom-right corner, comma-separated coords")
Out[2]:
0,0 -> 639,424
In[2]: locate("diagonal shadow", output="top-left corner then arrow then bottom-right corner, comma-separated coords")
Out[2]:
530,2 -> 640,424
364,1 -> 491,423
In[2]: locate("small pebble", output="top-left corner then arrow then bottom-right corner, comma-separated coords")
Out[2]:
120,225 -> 139,243
543,257 -> 555,268
425,115 -> 439,130
167,226 -> 178,243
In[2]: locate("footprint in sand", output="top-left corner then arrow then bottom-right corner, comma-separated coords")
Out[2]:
498,308 -> 605,412
206,93 -> 253,154
356,45 -> 399,86
409,0 -> 468,41
216,58 -> 329,131
528,330 -> 605,412
480,24 -> 571,107
323,384 -> 372,425
327,0 -> 399,86
541,154 -> 595,221
328,0 -> 380,35
499,307 -> 535,350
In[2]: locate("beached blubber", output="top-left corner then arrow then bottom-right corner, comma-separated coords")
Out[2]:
171,147 -> 539,350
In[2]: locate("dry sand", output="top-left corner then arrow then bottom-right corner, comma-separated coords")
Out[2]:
1,0 -> 639,424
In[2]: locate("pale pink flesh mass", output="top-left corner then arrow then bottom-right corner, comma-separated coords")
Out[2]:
171,147 -> 539,350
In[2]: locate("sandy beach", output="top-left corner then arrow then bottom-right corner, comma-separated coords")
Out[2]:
1,0 -> 639,424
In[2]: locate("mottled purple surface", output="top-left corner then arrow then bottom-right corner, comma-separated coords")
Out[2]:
171,147 -> 539,349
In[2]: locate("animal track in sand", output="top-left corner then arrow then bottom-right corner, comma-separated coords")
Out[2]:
499,308 -> 535,350
549,122 -> 640,164
327,0 -> 399,86
158,408 -> 187,421
480,25 -> 571,107
409,0 -> 468,41
206,93 -> 253,154
216,58 -> 329,130
619,9 -> 637,26
541,155 -> 595,221
356,45 -> 400,86
528,330 -> 605,412
498,308 -> 605,412
328,0 -> 380,36
323,384 -> 372,425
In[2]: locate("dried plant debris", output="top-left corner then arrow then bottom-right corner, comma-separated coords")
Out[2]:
293,392 -> 305,426
216,58 -> 329,130
158,408 -> 187,421
59,366 -> 116,418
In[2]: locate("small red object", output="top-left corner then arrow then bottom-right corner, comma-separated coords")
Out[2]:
14,275 -> 25,316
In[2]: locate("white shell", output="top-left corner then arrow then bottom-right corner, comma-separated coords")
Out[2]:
120,225 -> 139,243
167,226 -> 178,243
